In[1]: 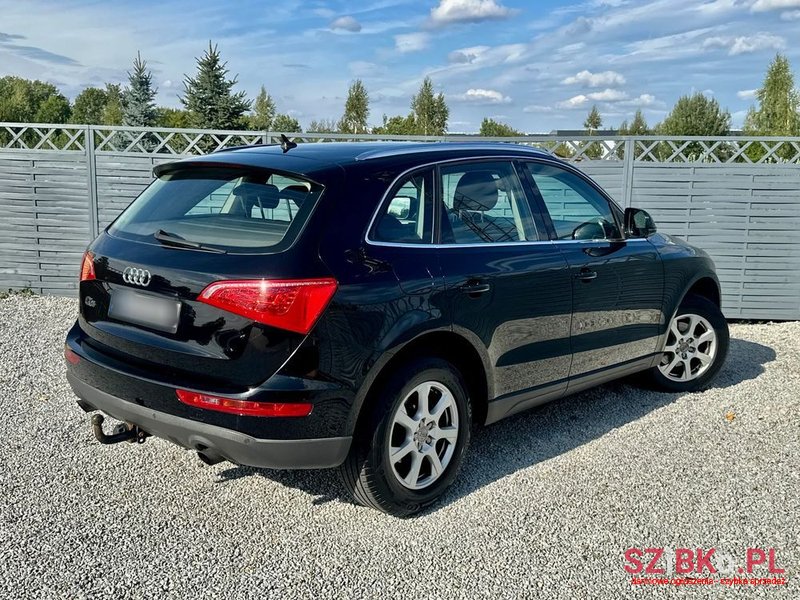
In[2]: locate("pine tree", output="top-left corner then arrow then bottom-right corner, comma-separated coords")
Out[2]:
122,52 -> 157,127
583,105 -> 603,159
411,77 -> 448,135
584,105 -> 602,132
338,79 -> 369,134
180,42 -> 251,130
249,85 -> 276,130
617,110 -> 649,158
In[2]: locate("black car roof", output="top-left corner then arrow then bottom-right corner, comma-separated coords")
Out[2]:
218,141 -> 551,163
162,141 -> 556,179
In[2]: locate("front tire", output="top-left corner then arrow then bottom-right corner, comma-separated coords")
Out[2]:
340,357 -> 472,517
648,294 -> 729,392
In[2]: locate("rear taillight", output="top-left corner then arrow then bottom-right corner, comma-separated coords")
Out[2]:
80,251 -> 95,282
176,389 -> 312,417
197,278 -> 337,334
64,345 -> 80,365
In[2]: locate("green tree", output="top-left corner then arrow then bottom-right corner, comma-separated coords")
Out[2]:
272,113 -> 302,133
102,84 -> 124,125
122,52 -> 158,127
411,77 -> 448,135
0,77 -> 70,123
71,87 -> 108,124
338,79 -> 370,134
156,107 -> 192,128
743,54 -> 800,161
34,94 -> 71,123
372,114 -> 417,135
180,42 -> 251,130
619,109 -> 649,135
656,93 -> 730,161
658,93 -> 730,136
617,110 -> 650,159
479,117 -> 522,137
248,85 -> 276,130
582,105 -> 603,159
307,118 -> 338,133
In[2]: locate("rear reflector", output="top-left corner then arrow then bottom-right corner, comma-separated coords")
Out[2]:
197,278 -> 337,334
176,389 -> 313,418
80,251 -> 96,282
64,345 -> 81,365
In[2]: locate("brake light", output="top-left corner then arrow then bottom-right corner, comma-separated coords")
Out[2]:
176,389 -> 312,417
80,251 -> 96,281
64,345 -> 80,365
197,278 -> 337,334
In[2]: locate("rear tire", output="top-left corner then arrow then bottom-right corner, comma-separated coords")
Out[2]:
648,294 -> 729,392
340,357 -> 472,517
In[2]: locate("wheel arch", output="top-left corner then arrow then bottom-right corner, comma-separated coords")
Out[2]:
349,330 -> 492,438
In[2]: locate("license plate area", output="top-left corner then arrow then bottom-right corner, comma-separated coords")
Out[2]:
108,288 -> 181,334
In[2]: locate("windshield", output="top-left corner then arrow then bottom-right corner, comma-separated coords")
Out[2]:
108,167 -> 322,253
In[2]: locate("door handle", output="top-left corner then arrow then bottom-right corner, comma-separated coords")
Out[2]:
460,281 -> 491,296
575,268 -> 598,282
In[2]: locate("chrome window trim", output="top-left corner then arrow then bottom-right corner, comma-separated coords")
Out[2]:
365,154 -> 634,249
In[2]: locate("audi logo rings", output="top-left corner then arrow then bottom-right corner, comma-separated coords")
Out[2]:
123,267 -> 152,287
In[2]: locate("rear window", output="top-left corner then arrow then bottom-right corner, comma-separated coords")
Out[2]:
108,167 -> 322,253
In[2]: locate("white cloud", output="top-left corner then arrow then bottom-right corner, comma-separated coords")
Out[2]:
162,79 -> 172,88
695,0 -> 740,14
429,0 -> 514,26
348,61 -> 382,77
454,88 -> 512,103
751,0 -> 800,11
330,16 -> 361,32
562,70 -> 626,88
704,31 -> 785,55
737,89 -> 758,99
781,8 -> 800,18
557,94 -> 589,109
394,32 -> 429,53
619,94 -> 660,107
523,104 -> 553,113
587,88 -> 629,101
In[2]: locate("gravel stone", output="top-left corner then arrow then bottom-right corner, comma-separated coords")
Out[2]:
1,295 -> 797,599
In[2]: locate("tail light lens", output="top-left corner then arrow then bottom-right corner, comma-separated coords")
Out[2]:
176,389 -> 312,417
197,278 -> 337,334
80,251 -> 96,281
64,345 -> 80,365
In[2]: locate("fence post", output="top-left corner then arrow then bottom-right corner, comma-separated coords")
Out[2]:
85,125 -> 99,240
621,137 -> 635,208
262,130 -> 269,145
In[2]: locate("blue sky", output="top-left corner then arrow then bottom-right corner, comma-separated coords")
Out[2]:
1,0 -> 799,132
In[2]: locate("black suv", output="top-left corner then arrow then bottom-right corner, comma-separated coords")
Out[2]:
65,142 -> 728,516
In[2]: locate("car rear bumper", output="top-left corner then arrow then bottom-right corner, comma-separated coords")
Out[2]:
67,372 -> 352,469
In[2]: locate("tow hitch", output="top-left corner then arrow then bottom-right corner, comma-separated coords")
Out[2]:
91,414 -> 149,445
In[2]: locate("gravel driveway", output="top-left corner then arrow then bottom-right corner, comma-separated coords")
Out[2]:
1,295 -> 797,599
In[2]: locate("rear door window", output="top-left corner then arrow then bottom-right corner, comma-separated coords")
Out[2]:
109,167 -> 320,253
439,161 -> 540,244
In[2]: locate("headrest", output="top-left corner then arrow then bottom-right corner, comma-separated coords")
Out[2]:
453,172 -> 498,212
281,184 -> 310,207
233,183 -> 279,210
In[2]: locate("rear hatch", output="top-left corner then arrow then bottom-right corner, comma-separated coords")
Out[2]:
77,162 -> 335,391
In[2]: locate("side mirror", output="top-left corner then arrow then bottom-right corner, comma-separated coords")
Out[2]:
624,207 -> 657,238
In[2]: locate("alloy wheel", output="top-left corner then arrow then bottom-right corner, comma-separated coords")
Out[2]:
658,313 -> 718,382
387,381 -> 460,491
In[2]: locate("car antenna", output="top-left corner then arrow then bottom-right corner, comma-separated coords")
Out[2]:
280,134 -> 297,153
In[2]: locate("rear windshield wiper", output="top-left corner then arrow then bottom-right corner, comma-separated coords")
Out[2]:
154,229 -> 227,253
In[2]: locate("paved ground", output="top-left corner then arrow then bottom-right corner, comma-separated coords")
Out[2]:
0,295 -> 797,599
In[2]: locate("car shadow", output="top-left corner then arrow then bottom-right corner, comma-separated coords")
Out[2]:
212,337 -> 775,515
